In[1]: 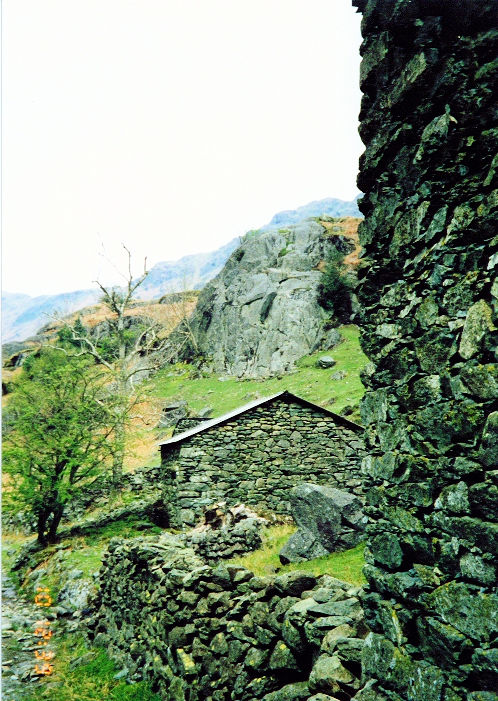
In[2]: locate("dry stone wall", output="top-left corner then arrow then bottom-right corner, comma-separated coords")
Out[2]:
161,398 -> 365,526
353,1 -> 498,699
182,518 -> 266,564
88,534 -> 367,701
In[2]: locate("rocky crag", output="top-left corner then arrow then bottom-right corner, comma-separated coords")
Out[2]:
2,197 -> 360,344
178,217 -> 361,377
354,1 -> 497,699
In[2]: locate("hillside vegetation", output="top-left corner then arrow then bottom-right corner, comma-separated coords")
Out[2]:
126,324 -> 369,468
2,322 -> 368,699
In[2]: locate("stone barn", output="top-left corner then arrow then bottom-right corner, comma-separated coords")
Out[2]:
159,390 -> 365,526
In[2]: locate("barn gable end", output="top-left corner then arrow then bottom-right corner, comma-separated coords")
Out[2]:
160,391 -> 365,526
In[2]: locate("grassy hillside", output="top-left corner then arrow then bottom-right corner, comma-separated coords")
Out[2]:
151,324 -> 366,414
133,324 -> 368,467
2,293 -> 200,364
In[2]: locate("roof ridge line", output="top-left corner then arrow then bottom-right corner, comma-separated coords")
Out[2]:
159,390 -> 362,448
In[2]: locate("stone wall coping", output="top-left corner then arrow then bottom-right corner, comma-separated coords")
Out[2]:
159,390 -> 363,449
352,0 -> 491,23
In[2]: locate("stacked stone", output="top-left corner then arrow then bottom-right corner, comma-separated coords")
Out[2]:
353,1 -> 498,699
88,534 -> 367,700
162,398 -> 365,526
182,517 -> 265,563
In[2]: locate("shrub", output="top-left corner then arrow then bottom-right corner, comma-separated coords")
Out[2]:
317,250 -> 353,322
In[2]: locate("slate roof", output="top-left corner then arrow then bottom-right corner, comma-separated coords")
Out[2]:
159,390 -> 363,448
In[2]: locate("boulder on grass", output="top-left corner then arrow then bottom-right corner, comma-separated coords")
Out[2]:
279,483 -> 366,564
317,355 -> 336,369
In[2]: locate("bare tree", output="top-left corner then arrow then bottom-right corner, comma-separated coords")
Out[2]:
161,284 -> 201,359
56,247 -> 191,484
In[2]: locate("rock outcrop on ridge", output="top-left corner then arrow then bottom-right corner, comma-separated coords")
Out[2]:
180,217 -> 360,377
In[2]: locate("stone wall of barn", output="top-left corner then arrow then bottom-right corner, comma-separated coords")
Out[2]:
161,399 -> 365,526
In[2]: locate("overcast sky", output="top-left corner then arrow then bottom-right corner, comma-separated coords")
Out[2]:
2,0 -> 363,297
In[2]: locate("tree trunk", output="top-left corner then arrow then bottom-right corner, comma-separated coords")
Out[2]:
47,502 -> 64,544
111,418 -> 125,487
36,508 -> 50,546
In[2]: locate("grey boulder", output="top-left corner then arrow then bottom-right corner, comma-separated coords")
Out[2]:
279,484 -> 366,564
317,356 -> 336,369
172,218 -> 354,377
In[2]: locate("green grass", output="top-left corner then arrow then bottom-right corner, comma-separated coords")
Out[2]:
81,517 -> 163,546
229,526 -> 366,586
148,325 -> 367,444
19,519 -> 164,597
24,635 -> 160,701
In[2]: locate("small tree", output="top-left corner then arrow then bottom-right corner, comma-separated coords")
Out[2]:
317,249 -> 353,322
3,349 -> 117,545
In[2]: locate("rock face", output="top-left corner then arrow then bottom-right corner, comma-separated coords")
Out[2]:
181,218 -> 358,377
353,1 -> 498,699
280,484 -> 366,564
88,534 -> 367,700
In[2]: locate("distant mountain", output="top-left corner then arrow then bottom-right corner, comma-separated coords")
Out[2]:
2,289 -> 102,346
260,196 -> 361,231
1,242 -> 241,344
135,238 -> 240,300
2,196 -> 362,344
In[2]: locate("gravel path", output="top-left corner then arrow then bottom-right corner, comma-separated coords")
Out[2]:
2,573 -> 59,700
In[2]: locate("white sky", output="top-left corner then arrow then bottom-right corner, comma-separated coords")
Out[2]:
2,0 -> 363,297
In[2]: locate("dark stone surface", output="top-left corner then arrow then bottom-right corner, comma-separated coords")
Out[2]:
353,1 -> 498,699
279,484 -> 366,564
317,356 -> 336,369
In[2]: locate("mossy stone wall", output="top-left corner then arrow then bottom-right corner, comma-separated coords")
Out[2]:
161,397 -> 365,526
353,1 -> 497,699
89,534 -> 366,700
